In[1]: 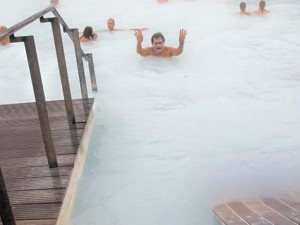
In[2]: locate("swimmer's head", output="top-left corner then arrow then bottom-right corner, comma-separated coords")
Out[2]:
0,26 -> 8,33
83,26 -> 94,40
151,32 -> 165,53
240,2 -> 246,12
259,0 -> 266,10
107,18 -> 115,31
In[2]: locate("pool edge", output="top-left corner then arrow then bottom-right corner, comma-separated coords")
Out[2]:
56,102 -> 96,225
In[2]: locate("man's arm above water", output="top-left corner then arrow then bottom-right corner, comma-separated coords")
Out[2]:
170,29 -> 187,56
134,30 -> 150,57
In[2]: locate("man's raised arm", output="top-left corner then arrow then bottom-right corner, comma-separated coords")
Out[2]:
171,29 -> 187,56
134,30 -> 150,57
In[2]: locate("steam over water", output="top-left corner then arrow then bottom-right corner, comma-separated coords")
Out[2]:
1,0 -> 300,225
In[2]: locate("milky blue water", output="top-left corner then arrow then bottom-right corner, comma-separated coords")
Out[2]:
1,0 -> 300,225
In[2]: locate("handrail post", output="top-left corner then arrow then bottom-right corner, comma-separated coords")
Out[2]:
69,28 -> 88,99
40,16 -> 76,124
11,35 -> 58,168
84,53 -> 97,91
0,167 -> 16,225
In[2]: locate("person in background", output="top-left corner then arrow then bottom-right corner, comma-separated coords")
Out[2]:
254,0 -> 270,14
238,2 -> 251,16
0,26 -> 10,45
106,18 -> 148,32
80,26 -> 98,42
50,0 -> 59,6
134,29 -> 187,57
158,0 -> 168,3
157,0 -> 195,3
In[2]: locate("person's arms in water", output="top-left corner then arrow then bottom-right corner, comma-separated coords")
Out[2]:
134,30 -> 151,56
131,27 -> 148,31
169,29 -> 187,56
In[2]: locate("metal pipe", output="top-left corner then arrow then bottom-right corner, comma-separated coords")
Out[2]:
40,16 -> 76,124
11,35 -> 58,168
85,53 -> 98,91
71,28 -> 88,99
0,6 -> 54,40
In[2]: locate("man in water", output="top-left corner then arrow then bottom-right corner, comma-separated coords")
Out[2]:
50,0 -> 59,6
0,26 -> 10,45
254,0 -> 270,14
134,29 -> 187,57
107,18 -> 147,31
238,2 -> 251,16
107,18 -> 116,31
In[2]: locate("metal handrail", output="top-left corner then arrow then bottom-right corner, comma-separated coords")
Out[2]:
0,6 -> 87,57
51,8 -> 85,57
0,6 -> 54,40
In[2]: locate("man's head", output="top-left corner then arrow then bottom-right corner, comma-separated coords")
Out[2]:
259,0 -> 266,10
240,2 -> 246,12
107,18 -> 115,31
151,32 -> 165,53
0,26 -> 7,33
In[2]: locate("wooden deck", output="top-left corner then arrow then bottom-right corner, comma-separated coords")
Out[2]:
213,195 -> 300,225
0,98 -> 94,225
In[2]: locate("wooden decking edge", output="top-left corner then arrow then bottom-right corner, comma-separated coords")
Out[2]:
56,103 -> 95,225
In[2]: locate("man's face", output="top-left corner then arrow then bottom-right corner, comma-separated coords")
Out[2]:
152,37 -> 164,53
259,2 -> 265,10
240,4 -> 246,11
107,19 -> 115,31
0,26 -> 6,33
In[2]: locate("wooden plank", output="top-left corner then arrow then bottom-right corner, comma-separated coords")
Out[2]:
2,166 -> 72,179
5,177 -> 69,191
0,220 -> 56,225
0,129 -> 83,141
262,198 -> 300,224
244,199 -> 298,225
0,138 -> 80,150
227,201 -> 273,225
16,220 -> 56,225
0,154 -> 75,168
213,203 -> 248,225
0,119 -> 86,130
280,197 -> 300,212
0,99 -> 93,120
0,146 -> 78,159
12,203 -> 61,220
9,189 -> 66,204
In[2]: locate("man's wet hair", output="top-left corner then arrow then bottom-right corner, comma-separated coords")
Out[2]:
83,26 -> 94,39
151,32 -> 165,44
259,0 -> 266,9
108,18 -> 115,25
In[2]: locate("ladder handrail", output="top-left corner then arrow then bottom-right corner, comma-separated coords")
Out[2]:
0,6 -> 54,40
51,8 -> 85,57
0,6 -> 86,57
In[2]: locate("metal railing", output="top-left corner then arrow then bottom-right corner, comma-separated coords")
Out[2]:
0,5 -> 97,168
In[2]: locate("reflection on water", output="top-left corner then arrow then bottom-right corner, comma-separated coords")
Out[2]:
1,0 -> 300,225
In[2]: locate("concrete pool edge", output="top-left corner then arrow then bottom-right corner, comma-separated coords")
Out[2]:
56,102 -> 96,225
